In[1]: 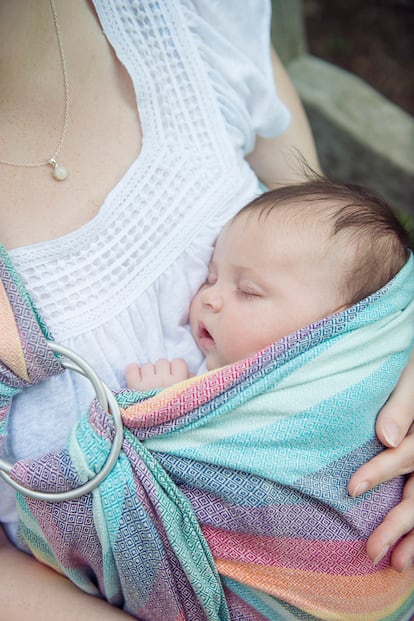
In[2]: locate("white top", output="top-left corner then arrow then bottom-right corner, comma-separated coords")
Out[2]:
1,0 -> 290,540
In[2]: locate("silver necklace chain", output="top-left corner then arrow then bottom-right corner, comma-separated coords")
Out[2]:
0,0 -> 70,180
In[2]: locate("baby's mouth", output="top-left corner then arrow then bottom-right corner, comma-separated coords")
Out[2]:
198,321 -> 215,349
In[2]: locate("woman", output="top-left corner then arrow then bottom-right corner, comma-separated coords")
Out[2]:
0,1 -> 413,619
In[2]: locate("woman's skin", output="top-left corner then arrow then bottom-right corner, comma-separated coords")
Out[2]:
0,2 -> 413,618
0,527 -> 134,621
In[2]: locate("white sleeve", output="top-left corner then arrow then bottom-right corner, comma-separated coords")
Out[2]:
181,0 -> 291,154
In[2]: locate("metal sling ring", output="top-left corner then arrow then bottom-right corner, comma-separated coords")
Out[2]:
0,342 -> 124,502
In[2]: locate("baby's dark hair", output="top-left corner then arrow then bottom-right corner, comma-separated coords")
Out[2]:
237,177 -> 409,305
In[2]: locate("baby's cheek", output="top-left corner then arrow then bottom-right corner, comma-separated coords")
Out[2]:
188,299 -> 200,337
220,332 -> 250,365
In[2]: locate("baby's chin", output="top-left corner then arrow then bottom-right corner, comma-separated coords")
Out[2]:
205,352 -> 232,372
204,352 -> 221,371
205,355 -> 215,371
206,348 -> 261,371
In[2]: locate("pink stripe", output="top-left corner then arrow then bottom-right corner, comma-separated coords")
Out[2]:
123,357 -> 253,428
203,526 -> 384,575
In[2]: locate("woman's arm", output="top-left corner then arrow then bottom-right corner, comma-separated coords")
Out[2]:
0,527 -> 133,621
348,349 -> 414,571
246,47 -> 321,188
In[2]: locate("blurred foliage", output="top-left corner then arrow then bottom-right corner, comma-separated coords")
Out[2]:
304,0 -> 414,116
396,210 -> 414,249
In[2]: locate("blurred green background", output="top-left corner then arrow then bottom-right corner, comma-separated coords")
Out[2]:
304,0 -> 414,245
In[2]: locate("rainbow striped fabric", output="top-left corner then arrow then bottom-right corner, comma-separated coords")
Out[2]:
1,244 -> 414,620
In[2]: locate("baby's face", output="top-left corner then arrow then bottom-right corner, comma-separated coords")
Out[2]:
189,210 -> 346,370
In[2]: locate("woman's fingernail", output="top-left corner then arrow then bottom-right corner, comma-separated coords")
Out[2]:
351,481 -> 370,497
401,558 -> 413,572
373,546 -> 389,566
381,421 -> 401,447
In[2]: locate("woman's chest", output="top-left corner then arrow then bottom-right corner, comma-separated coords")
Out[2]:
0,57 -> 142,250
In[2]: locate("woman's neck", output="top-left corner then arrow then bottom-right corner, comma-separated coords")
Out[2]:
0,1 -> 107,154
0,1 -> 101,95
0,1 -> 56,80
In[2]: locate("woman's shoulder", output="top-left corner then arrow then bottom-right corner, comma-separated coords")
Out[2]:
178,0 -> 272,52
177,0 -> 274,86
177,0 -> 289,146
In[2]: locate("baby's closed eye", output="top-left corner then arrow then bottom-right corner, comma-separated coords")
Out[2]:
237,280 -> 265,298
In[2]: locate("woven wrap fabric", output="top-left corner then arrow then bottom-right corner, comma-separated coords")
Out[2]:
0,247 -> 63,455
1,244 -> 414,621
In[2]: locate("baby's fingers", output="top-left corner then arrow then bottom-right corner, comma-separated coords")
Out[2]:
170,358 -> 191,382
125,362 -> 142,389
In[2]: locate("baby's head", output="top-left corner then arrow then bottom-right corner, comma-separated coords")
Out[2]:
190,177 -> 409,370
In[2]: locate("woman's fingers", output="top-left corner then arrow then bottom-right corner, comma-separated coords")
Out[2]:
375,350 -> 414,448
349,426 -> 414,498
365,473 -> 414,571
349,351 -> 414,495
349,351 -> 414,571
390,523 -> 414,572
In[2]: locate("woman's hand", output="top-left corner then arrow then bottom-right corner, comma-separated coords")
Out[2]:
348,350 -> 414,571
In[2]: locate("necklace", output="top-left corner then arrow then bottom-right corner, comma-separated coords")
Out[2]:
0,0 -> 70,181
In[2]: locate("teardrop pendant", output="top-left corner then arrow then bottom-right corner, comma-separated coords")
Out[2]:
49,158 -> 68,181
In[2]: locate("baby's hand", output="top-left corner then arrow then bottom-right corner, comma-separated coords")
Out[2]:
125,358 -> 192,391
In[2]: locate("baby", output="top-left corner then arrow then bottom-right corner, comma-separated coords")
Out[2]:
126,177 -> 409,390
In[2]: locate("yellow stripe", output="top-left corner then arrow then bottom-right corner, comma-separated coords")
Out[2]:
0,280 -> 30,381
216,559 -> 414,620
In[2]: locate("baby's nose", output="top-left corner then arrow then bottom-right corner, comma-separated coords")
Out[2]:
201,284 -> 223,312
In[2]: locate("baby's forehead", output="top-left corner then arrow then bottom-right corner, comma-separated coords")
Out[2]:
231,198 -> 338,237
218,205 -> 341,267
